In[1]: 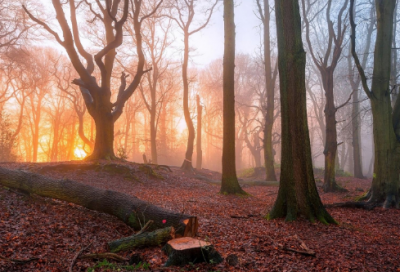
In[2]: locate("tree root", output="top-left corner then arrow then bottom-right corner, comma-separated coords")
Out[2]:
138,164 -> 164,179
324,201 -> 377,210
322,181 -> 348,193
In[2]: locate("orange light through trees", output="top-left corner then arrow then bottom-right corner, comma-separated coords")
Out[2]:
74,147 -> 87,159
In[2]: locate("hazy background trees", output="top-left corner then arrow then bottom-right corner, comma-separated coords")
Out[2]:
0,0 -> 397,195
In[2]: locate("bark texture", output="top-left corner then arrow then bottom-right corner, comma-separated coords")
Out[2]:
0,166 -> 198,236
350,0 -> 400,207
268,0 -> 335,223
256,0 -> 278,181
220,0 -> 246,195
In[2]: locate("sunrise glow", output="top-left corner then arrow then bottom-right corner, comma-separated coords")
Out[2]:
74,148 -> 87,159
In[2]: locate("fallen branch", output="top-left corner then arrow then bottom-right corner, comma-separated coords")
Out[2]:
136,220 -> 154,235
0,255 -> 39,264
266,235 -> 316,257
69,243 -> 92,272
79,253 -> 128,262
108,226 -> 175,253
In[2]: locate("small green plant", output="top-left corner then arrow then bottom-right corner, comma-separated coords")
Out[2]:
86,259 -> 150,271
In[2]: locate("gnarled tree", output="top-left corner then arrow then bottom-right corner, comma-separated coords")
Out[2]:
23,0 -> 163,160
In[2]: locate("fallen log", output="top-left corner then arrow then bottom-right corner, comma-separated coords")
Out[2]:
108,226 -> 175,253
162,237 -> 223,267
0,166 -> 198,237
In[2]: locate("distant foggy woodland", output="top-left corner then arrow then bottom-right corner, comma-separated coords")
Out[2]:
0,0 -> 397,177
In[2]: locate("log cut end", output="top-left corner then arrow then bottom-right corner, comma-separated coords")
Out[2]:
162,237 -> 223,267
181,217 -> 199,237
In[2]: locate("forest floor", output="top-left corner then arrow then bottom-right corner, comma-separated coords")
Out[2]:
1,161 -> 399,272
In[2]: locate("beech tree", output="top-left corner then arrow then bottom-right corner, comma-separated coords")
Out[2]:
23,0 -> 163,160
256,0 -> 278,181
168,0 -> 218,170
347,2 -> 375,179
350,0 -> 400,207
301,0 -> 351,192
139,5 -> 173,164
220,0 -> 246,195
268,0 -> 334,223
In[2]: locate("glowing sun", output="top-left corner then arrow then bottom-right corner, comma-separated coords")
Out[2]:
74,147 -> 87,159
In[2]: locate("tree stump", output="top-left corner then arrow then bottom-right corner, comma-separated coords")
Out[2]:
162,237 -> 223,267
108,227 -> 175,253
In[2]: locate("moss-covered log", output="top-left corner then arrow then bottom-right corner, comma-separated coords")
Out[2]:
0,166 -> 198,237
162,237 -> 223,267
108,226 -> 175,253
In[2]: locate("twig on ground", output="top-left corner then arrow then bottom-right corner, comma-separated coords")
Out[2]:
0,255 -> 39,264
136,220 -> 154,235
69,243 -> 92,272
79,253 -> 128,262
266,234 -> 316,257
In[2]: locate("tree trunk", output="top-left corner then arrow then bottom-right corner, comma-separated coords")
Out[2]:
220,0 -> 246,195
370,100 -> 399,207
262,0 -> 278,182
181,34 -> 195,171
322,71 -> 338,191
196,95 -> 203,170
321,66 -> 343,192
350,0 -> 399,207
150,112 -> 158,164
352,88 -> 364,178
0,166 -> 198,236
268,0 -> 335,223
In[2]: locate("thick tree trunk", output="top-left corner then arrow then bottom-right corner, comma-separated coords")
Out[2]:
86,103 -> 116,160
369,100 -> 399,207
0,166 -> 198,236
220,0 -> 246,195
269,0 -> 335,223
350,0 -> 399,207
196,95 -> 203,170
262,0 -> 278,182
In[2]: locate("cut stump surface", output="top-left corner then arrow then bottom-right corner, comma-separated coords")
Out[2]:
162,237 -> 223,267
